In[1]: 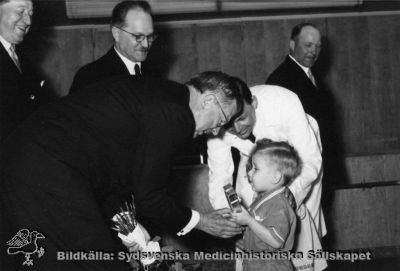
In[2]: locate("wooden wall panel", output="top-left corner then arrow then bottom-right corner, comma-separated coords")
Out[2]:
366,16 -> 394,152
383,154 -> 400,181
345,154 -> 385,184
219,23 -> 246,80
92,27 -> 114,60
325,16 -> 370,153
24,28 -> 93,97
386,186 -> 400,245
330,186 -> 400,250
162,26 -> 197,83
385,15 -> 400,151
242,21 -> 267,86
195,24 -> 221,73
262,19 -> 294,80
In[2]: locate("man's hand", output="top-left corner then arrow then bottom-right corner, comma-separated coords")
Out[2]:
195,208 -> 244,238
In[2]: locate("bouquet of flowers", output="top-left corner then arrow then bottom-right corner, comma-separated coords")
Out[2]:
112,195 -> 161,267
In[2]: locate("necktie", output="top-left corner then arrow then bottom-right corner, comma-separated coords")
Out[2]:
134,64 -> 141,76
9,45 -> 21,72
248,133 -> 256,144
307,69 -> 316,87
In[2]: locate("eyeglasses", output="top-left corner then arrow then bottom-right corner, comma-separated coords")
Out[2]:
213,95 -> 229,127
113,26 -> 157,44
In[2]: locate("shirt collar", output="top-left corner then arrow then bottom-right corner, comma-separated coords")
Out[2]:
0,35 -> 12,52
252,186 -> 286,212
114,47 -> 141,75
289,54 -> 310,76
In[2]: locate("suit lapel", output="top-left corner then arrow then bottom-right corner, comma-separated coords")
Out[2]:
105,48 -> 130,75
0,43 -> 22,75
286,56 -> 318,91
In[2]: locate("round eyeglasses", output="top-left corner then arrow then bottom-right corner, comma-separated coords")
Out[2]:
113,26 -> 157,44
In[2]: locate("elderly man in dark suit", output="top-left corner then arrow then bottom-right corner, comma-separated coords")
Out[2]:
0,0 -> 46,142
0,72 -> 245,270
69,1 -> 157,93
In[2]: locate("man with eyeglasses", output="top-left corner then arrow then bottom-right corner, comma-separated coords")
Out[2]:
69,0 -> 157,93
0,71 -> 246,270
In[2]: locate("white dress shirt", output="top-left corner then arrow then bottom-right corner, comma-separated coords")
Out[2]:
207,85 -> 326,235
0,34 -> 12,53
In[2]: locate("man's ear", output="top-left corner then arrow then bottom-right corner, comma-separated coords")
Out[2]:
252,95 -> 258,109
289,40 -> 295,53
111,26 -> 120,42
202,94 -> 215,109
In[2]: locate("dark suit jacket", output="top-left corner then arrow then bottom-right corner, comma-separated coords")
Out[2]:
70,47 -> 203,166
0,75 -> 194,270
266,55 -> 330,127
0,42 -> 46,142
69,47 -> 157,93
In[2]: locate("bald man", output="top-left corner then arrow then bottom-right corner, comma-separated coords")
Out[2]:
266,23 -> 325,124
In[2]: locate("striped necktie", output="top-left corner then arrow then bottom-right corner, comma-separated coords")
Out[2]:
9,45 -> 21,72
307,69 -> 316,87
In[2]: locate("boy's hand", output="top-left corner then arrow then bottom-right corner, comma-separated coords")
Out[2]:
231,205 -> 252,225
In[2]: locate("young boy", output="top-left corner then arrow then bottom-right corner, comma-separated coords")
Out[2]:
232,139 -> 302,271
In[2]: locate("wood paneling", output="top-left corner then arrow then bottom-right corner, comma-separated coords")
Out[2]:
345,153 -> 400,184
23,28 -> 93,97
243,21 -> 267,85
330,186 -> 400,250
219,22 -> 246,80
195,24 -> 221,73
92,27 -> 114,59
162,26 -> 197,83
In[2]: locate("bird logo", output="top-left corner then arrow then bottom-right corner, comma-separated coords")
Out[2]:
6,229 -> 46,266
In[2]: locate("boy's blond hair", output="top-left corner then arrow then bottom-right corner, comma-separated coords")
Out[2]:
249,139 -> 303,185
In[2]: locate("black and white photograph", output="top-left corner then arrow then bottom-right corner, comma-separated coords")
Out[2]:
0,0 -> 399,270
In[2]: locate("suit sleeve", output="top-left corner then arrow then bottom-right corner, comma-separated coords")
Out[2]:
283,95 -> 323,208
131,105 -> 192,235
69,67 -> 92,94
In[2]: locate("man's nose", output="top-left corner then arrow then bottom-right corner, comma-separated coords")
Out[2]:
23,13 -> 32,26
309,45 -> 317,55
141,37 -> 149,48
